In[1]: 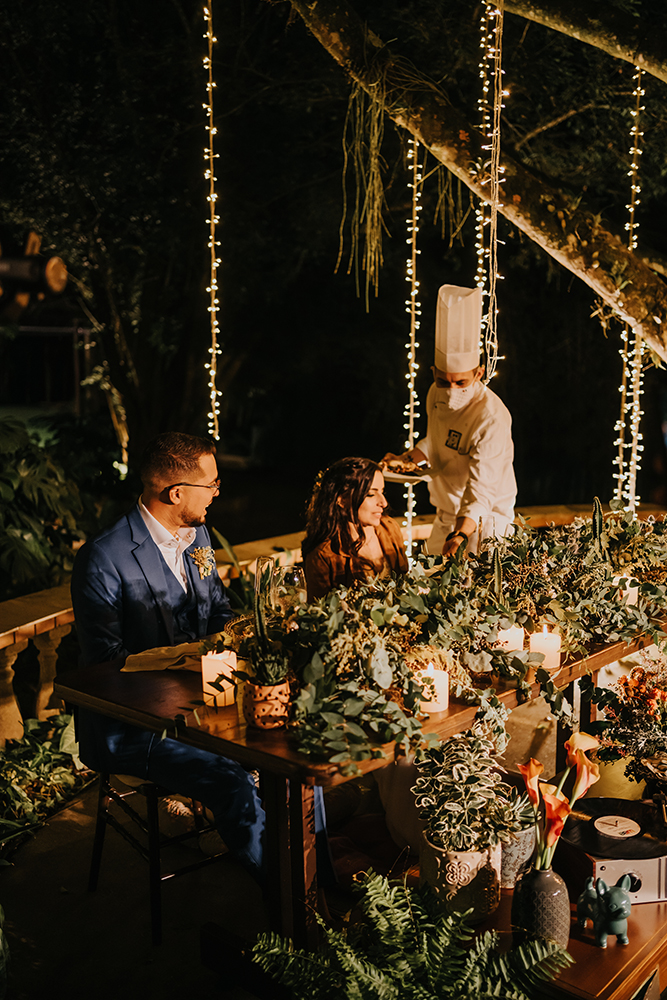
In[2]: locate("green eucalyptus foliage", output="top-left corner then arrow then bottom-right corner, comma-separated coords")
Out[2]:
252,871 -> 573,1000
412,728 -> 533,852
222,501 -> 667,769
0,417 -> 83,599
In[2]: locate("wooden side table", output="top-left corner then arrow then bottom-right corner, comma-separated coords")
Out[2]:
487,891 -> 667,999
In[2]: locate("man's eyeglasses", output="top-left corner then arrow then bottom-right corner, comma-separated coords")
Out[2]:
167,479 -> 220,493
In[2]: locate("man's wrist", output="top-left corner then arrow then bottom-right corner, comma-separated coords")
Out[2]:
445,530 -> 468,543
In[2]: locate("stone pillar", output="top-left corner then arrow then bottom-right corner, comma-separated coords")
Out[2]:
0,641 -> 28,744
33,624 -> 71,718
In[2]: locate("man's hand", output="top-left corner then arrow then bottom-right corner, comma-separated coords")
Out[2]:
441,516 -> 476,559
381,447 -> 428,465
442,533 -> 467,558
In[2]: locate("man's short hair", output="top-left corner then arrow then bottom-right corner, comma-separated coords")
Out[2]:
139,432 -> 216,490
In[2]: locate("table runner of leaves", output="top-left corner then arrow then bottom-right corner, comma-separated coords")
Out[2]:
261,501 -> 667,771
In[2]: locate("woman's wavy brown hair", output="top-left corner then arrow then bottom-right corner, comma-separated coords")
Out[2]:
301,456 -> 383,559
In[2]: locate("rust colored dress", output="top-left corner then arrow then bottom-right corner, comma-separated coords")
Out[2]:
304,516 -> 408,601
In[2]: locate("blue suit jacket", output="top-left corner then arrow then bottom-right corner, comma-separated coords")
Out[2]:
71,505 -> 233,667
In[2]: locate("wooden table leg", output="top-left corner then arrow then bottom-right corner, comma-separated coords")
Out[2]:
260,772 -> 293,939
260,774 -> 319,949
289,780 -> 318,950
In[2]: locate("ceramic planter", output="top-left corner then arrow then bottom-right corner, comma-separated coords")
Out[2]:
419,837 -> 501,921
242,680 -> 290,729
500,826 -> 536,889
511,866 -> 571,949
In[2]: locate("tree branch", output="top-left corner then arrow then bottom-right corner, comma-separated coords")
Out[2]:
288,0 -> 667,361
502,0 -> 667,85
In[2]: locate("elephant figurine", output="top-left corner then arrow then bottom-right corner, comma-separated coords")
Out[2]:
576,875 -> 632,948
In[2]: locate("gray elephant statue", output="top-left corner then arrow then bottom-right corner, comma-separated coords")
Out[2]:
576,875 -> 632,948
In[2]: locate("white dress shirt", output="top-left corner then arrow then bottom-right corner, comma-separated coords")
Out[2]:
138,500 -> 196,592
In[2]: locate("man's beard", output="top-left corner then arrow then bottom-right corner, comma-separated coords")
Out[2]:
181,504 -> 207,528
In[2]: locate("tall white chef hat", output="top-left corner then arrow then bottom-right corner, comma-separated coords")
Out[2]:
434,284 -> 483,373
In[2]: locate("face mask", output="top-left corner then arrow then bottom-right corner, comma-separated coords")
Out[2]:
436,381 -> 478,411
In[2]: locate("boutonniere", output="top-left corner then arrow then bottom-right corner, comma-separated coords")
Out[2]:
189,545 -> 216,579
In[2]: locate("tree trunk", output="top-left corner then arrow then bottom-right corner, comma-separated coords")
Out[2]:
289,0 -> 667,361
503,0 -> 667,85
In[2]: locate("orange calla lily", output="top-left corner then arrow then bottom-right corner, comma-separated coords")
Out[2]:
540,782 -> 568,803
541,788 -> 572,848
570,748 -> 601,804
563,731 -> 599,768
518,758 -> 544,807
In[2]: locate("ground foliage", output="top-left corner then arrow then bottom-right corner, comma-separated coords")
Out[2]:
252,870 -> 573,1000
0,715 -> 91,860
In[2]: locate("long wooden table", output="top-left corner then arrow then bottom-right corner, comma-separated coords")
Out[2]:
53,630 -> 657,956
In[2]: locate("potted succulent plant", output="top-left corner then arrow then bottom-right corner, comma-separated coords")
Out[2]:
235,587 -> 292,729
412,726 -> 533,921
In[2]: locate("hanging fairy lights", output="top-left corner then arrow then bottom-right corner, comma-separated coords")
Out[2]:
402,138 -> 423,563
475,3 -> 506,382
203,5 -> 222,440
612,67 -> 645,511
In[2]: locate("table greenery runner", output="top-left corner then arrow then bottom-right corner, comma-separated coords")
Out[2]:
213,501 -> 667,772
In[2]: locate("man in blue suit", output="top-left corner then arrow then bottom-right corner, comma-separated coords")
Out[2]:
71,432 -> 265,879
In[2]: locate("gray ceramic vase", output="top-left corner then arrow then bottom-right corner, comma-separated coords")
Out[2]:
511,866 -> 571,950
500,827 -> 536,889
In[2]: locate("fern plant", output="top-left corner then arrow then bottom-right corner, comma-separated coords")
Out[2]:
252,871 -> 572,999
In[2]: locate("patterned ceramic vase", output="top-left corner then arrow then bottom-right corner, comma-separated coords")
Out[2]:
500,827 -> 536,889
419,838 -> 501,922
511,866 -> 571,949
242,680 -> 290,729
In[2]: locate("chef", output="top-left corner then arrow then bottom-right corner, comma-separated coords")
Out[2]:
385,284 -> 516,557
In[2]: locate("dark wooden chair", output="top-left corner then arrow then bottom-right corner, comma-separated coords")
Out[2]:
88,773 -> 227,946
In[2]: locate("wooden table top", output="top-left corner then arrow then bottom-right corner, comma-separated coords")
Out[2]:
54,629 -> 655,788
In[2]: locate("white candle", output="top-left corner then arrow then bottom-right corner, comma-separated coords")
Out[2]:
529,628 -> 561,670
612,574 -> 639,606
496,625 -> 525,652
201,650 -> 237,706
420,663 -> 449,713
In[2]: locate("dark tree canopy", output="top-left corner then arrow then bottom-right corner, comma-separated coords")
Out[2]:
1,0 -> 667,518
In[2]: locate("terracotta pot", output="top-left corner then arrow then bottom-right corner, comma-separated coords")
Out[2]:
419,837 -> 501,922
242,680 -> 290,729
511,866 -> 571,949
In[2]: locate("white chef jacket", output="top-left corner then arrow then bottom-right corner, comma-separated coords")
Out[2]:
417,381 -> 516,551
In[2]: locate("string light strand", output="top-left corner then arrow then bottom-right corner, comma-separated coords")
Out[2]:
203,6 -> 222,440
613,67 -> 645,511
476,3 -> 506,382
402,138 -> 423,564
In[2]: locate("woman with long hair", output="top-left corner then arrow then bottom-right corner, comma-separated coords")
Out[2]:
302,457 -> 408,600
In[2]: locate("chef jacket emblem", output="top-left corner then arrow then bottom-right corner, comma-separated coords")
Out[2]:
445,429 -> 462,451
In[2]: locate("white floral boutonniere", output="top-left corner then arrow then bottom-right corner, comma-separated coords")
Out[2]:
189,545 -> 216,579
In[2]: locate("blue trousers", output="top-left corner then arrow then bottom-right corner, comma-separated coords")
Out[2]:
76,710 -> 331,884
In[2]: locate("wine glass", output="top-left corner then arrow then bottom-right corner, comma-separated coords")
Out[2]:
271,564 -> 307,614
477,515 -> 496,556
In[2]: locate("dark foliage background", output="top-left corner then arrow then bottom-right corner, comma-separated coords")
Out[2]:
1,0 -> 667,546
